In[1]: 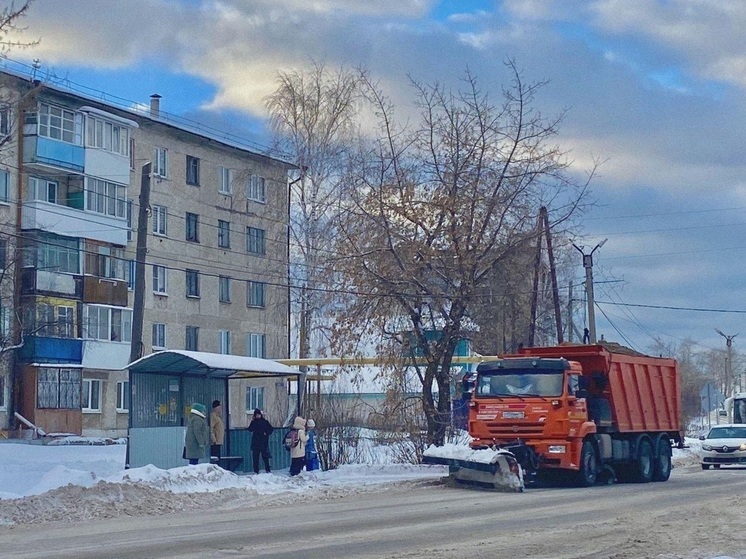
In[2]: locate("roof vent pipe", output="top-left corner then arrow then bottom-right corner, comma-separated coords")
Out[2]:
149,94 -> 161,118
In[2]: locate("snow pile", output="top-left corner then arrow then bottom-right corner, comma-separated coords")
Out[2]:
423,443 -> 516,464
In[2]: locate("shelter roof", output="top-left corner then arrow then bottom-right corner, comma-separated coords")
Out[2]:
126,350 -> 299,379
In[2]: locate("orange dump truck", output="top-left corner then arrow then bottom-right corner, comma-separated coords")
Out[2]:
426,343 -> 682,489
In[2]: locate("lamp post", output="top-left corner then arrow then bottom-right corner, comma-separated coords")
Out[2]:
716,329 -> 738,398
573,239 -> 607,344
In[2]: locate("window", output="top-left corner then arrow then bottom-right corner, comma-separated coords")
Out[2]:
0,170 -> 8,202
152,323 -> 166,348
57,306 -> 75,338
152,205 -> 167,236
29,176 -> 58,204
116,380 -> 129,412
247,175 -> 266,203
38,103 -> 83,145
86,178 -> 126,218
86,246 -> 125,280
129,137 -> 135,170
219,330 -> 231,354
126,260 -> 136,291
152,265 -> 168,294
186,269 -> 200,298
246,227 -> 266,255
29,232 -> 80,274
247,333 -> 265,358
85,305 -> 132,342
0,374 -> 5,410
82,379 -> 101,412
0,238 -> 5,268
186,155 -> 200,186
0,306 -> 8,341
219,167 -> 233,194
218,220 -> 230,248
0,105 -> 9,137
153,147 -> 168,177
219,276 -> 231,303
247,281 -> 265,308
37,368 -> 81,409
85,115 -> 130,156
185,325 -> 199,351
246,386 -> 264,413
186,212 -> 199,242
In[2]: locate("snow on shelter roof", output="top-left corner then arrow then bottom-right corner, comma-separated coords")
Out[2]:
126,350 -> 299,379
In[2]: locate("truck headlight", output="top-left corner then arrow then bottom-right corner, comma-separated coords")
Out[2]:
548,445 -> 566,453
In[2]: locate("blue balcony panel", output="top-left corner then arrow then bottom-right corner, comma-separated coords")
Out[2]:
24,136 -> 85,173
18,336 -> 83,364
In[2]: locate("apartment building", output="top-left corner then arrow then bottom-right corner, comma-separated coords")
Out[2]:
0,70 -> 292,437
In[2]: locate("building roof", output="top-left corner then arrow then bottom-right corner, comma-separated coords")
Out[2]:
127,350 -> 299,379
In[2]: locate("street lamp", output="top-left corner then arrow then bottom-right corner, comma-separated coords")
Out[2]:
715,329 -> 738,398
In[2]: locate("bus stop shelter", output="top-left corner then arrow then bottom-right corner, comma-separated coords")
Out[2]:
125,350 -> 302,471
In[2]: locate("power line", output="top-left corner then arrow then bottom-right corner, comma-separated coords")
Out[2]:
595,300 -> 746,314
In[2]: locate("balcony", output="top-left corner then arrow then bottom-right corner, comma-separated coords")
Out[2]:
22,199 -> 129,245
82,275 -> 128,307
21,269 -> 83,298
23,135 -> 85,173
18,336 -> 83,364
82,339 -> 131,370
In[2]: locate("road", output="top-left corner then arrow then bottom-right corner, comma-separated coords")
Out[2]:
1,463 -> 745,559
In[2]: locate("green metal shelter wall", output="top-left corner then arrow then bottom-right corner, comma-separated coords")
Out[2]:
228,428 -> 291,472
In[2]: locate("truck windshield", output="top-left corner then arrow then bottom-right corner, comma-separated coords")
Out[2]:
476,371 -> 564,397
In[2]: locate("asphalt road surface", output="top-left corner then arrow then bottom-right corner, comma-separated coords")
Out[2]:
2,463 -> 745,559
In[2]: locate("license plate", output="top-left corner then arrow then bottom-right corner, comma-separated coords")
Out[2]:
502,411 -> 524,419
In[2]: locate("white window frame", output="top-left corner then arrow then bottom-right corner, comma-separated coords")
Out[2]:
116,380 -> 129,412
57,306 -> 75,338
85,114 -> 130,156
152,265 -> 168,295
29,176 -> 58,204
219,330 -> 231,355
247,333 -> 265,358
153,147 -> 168,178
82,378 -> 102,413
219,167 -> 233,194
246,386 -> 264,413
247,174 -> 266,203
152,322 -> 166,349
86,177 -> 126,218
38,103 -> 83,145
84,305 -> 132,342
152,205 -> 167,236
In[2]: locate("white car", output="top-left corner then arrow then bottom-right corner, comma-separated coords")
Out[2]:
700,424 -> 746,470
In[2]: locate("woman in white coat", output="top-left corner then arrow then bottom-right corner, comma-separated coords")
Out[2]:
289,416 -> 309,476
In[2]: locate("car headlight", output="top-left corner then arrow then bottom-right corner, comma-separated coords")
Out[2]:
702,444 -> 713,451
740,443 -> 746,451
548,445 -> 566,453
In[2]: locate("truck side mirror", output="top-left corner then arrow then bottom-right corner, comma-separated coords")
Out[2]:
576,389 -> 588,399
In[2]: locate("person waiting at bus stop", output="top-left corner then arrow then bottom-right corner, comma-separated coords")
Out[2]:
248,408 -> 274,474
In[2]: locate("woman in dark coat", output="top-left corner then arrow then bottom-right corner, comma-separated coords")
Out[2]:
247,408 -> 274,474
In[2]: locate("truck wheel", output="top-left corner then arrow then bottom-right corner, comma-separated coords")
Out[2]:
632,438 -> 654,483
652,437 -> 672,482
576,441 -> 599,487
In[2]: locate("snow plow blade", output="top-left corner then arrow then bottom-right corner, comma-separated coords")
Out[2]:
422,445 -> 524,492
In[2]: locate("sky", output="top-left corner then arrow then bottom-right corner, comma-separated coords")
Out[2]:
12,0 -> 746,358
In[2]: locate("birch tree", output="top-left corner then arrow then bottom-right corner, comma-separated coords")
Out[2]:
265,62 -> 362,360
333,64 -> 593,445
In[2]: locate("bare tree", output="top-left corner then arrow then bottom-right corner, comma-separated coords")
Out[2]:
332,63 -> 594,445
265,61 -> 363,361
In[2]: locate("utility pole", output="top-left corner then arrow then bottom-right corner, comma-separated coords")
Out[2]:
716,329 -> 738,398
129,162 -> 152,365
572,239 -> 607,344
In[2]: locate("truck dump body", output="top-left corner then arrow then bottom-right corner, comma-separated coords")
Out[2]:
514,344 -> 681,434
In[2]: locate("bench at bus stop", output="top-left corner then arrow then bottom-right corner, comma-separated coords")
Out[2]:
210,455 -> 243,472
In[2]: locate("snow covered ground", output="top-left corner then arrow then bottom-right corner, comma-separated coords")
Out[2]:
0,437 -> 703,527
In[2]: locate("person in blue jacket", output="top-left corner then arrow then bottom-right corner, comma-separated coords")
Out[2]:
305,418 -> 319,471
